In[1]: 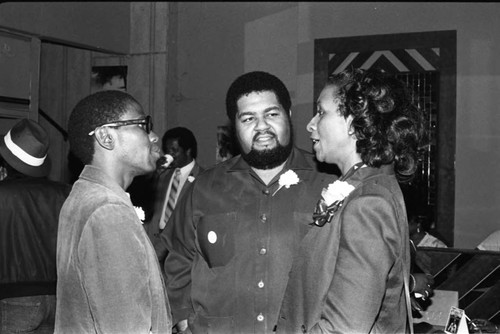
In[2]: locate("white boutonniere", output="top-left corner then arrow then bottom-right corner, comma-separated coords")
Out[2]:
321,180 -> 356,206
161,154 -> 174,168
272,170 -> 300,196
312,180 -> 355,226
187,176 -> 195,183
134,206 -> 145,223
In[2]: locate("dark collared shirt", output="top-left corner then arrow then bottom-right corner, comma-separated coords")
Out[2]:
164,147 -> 336,333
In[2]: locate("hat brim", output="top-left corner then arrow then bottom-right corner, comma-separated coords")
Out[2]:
0,138 -> 50,177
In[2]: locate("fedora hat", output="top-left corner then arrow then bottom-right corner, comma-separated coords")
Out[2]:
0,118 -> 50,177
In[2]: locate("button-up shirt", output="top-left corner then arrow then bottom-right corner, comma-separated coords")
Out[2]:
163,147 -> 336,333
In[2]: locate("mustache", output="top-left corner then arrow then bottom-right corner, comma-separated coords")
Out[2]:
253,131 -> 276,142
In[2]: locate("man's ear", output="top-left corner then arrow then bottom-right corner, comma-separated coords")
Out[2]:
94,127 -> 115,150
186,148 -> 193,160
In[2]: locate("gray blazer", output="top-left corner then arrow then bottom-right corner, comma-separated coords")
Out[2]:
278,164 -> 411,334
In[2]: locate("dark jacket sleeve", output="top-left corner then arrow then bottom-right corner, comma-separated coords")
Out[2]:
162,183 -> 198,324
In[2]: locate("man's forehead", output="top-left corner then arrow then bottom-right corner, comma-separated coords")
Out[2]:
238,90 -> 278,102
121,102 -> 144,119
236,91 -> 282,111
165,138 -> 180,148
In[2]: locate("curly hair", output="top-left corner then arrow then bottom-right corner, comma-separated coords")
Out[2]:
225,71 -> 291,123
68,90 -> 141,165
326,68 -> 427,182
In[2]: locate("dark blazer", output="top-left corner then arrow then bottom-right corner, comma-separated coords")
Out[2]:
143,162 -> 203,257
278,165 -> 411,334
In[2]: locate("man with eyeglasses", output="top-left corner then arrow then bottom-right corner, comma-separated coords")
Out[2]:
55,90 -> 172,333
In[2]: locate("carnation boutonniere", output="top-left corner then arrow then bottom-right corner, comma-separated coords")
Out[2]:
272,170 -> 300,196
134,206 -> 145,223
162,154 -> 174,168
157,154 -> 174,170
312,180 -> 355,227
187,176 -> 195,183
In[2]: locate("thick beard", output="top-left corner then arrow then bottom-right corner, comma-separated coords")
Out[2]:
241,134 -> 293,170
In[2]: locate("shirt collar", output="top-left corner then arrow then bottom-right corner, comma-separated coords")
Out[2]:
79,165 -> 131,204
178,159 -> 195,177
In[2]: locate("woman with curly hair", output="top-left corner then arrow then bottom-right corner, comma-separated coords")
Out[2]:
277,68 -> 426,333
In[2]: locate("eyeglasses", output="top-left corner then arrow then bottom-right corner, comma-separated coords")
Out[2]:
88,115 -> 153,136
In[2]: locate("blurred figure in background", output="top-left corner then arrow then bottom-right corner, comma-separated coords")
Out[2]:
402,185 -> 447,249
0,119 -> 71,334
408,211 -> 447,248
144,126 -> 204,260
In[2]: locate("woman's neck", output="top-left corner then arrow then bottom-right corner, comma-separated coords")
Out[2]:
340,156 -> 364,177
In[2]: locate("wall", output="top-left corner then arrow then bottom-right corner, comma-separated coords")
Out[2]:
1,2 -> 498,248
1,3 -> 171,183
169,2 -> 297,167
0,2 -> 130,54
174,2 -> 500,248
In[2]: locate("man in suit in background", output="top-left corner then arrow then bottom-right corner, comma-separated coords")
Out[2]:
144,126 -> 204,261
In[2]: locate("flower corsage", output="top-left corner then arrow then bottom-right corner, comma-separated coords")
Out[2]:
272,170 -> 300,196
134,206 -> 145,223
312,180 -> 355,226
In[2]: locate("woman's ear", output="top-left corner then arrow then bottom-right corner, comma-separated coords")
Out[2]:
346,115 -> 356,137
94,127 -> 115,150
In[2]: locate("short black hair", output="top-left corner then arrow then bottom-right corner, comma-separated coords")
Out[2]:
93,66 -> 127,86
68,90 -> 141,165
225,71 -> 291,122
162,127 -> 198,159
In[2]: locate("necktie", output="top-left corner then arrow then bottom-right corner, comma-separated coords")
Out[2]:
160,168 -> 181,230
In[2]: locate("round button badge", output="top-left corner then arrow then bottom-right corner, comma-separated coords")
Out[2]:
208,231 -> 217,244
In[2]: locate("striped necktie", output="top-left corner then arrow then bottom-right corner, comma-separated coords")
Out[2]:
160,168 -> 181,230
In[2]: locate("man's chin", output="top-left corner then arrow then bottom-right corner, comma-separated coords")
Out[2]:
142,161 -> 158,174
252,142 -> 278,151
242,143 -> 293,170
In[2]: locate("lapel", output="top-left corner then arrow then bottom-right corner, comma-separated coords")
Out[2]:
149,162 -> 204,229
176,162 -> 203,200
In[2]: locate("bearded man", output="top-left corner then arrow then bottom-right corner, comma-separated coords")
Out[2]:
162,71 -> 335,334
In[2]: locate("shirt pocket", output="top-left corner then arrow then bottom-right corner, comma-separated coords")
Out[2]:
193,314 -> 234,334
294,211 -> 314,240
197,212 -> 237,268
